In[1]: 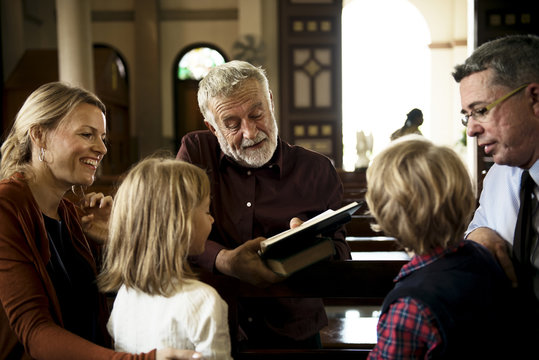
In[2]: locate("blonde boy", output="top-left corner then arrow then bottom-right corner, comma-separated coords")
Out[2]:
366,136 -> 516,359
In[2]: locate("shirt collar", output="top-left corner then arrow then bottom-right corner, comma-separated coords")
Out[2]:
217,137 -> 283,177
394,241 -> 464,282
529,159 -> 539,186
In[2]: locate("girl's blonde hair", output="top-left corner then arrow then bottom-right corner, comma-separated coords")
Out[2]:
365,136 -> 475,255
98,157 -> 210,297
0,82 -> 105,180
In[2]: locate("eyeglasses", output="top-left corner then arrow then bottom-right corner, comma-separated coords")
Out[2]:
461,83 -> 529,126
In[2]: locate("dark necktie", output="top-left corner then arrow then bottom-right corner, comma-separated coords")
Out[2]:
513,170 -> 535,280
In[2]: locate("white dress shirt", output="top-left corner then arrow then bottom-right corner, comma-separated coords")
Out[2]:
467,160 -> 539,299
108,279 -> 232,360
467,160 -> 539,245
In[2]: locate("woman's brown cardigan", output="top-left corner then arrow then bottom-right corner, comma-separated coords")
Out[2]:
0,174 -> 155,360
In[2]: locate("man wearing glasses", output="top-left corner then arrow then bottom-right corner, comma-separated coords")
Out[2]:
453,34 -> 538,347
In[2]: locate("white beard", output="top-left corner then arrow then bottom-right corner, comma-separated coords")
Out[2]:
215,117 -> 278,168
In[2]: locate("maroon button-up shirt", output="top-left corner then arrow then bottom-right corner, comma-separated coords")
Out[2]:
177,130 -> 351,341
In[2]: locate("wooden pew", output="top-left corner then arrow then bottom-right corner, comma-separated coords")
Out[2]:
197,257 -> 406,360
347,236 -> 400,252
346,214 -> 378,237
344,212 -> 401,253
338,169 -> 368,208
236,348 -> 369,359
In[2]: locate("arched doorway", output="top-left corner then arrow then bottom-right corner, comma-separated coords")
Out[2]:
93,44 -> 130,176
342,0 -> 431,170
173,44 -> 227,148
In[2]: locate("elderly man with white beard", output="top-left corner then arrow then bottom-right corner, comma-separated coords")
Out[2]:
176,60 -> 350,350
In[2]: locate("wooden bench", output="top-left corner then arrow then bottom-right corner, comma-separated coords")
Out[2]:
338,169 -> 368,209
345,214 -> 379,237
198,257 -> 406,359
347,236 -> 400,252
344,212 -> 403,257
235,348 -> 370,359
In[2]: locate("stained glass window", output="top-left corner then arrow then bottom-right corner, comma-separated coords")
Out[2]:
177,47 -> 226,80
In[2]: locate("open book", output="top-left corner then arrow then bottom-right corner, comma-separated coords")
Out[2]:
259,201 -> 361,276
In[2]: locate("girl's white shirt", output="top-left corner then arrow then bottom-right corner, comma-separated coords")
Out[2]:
108,278 -> 232,360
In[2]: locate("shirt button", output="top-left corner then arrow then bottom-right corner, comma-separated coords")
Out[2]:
246,202 -> 252,207
247,170 -> 252,176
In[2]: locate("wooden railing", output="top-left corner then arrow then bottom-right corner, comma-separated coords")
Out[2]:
197,256 -> 406,360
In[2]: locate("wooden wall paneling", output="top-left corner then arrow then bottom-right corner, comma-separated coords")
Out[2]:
174,79 -> 205,149
93,45 -> 131,177
2,49 -> 59,137
279,0 -> 343,167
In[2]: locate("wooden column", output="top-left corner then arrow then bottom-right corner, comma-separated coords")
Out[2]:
134,0 -> 162,157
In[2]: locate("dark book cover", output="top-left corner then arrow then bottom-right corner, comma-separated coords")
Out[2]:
258,202 -> 361,276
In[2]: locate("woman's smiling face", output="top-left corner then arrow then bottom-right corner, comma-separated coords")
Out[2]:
44,102 -> 108,188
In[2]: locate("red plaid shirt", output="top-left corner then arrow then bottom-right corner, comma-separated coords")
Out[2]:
368,243 -> 463,359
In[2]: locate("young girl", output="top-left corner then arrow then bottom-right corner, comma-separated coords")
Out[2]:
98,157 -> 232,360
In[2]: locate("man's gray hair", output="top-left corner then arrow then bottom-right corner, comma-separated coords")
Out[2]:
198,60 -> 270,127
452,34 -> 539,88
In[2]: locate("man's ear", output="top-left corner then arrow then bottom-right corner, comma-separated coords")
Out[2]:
204,120 -> 217,136
269,90 -> 275,112
529,83 -> 539,117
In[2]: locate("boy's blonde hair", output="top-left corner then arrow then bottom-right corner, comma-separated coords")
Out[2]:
98,157 -> 210,297
365,136 -> 475,255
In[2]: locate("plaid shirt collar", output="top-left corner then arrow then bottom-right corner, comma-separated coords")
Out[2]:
395,241 -> 465,282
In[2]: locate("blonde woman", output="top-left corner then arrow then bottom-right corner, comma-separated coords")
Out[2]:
365,136 -> 516,359
0,82 -> 202,360
99,157 -> 231,360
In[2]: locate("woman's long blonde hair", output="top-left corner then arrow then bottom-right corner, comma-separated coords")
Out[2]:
0,82 -> 105,180
98,157 -> 210,297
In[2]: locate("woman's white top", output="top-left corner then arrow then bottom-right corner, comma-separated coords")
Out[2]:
108,279 -> 232,360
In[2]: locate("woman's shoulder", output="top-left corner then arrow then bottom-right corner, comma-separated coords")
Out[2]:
0,174 -> 34,207
0,173 -> 27,192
